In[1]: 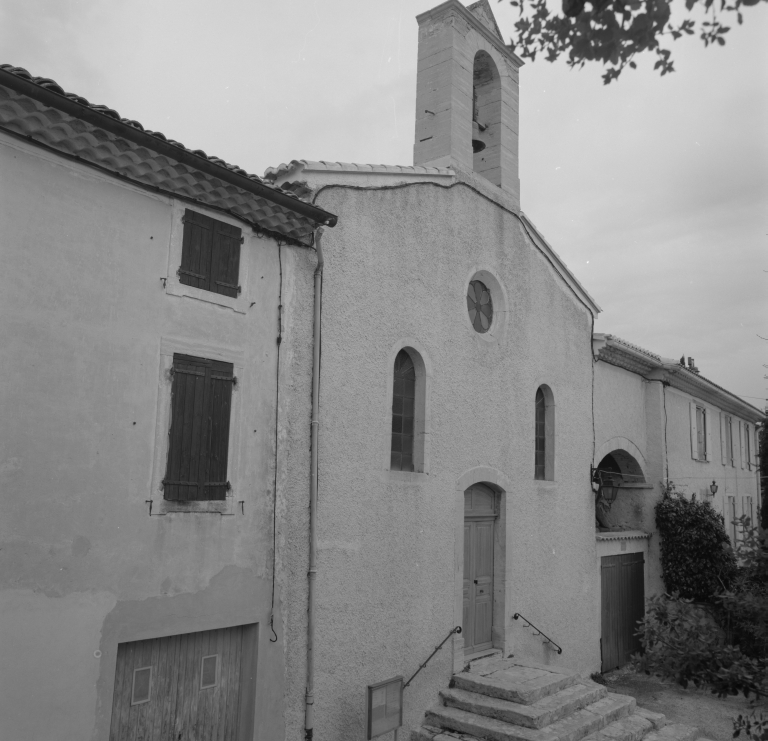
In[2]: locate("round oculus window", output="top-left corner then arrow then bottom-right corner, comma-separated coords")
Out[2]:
467,280 -> 493,333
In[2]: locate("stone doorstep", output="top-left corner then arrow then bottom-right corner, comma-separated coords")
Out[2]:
453,669 -> 578,705
634,708 -> 667,730
440,682 -> 608,729
424,693 -> 636,741
642,725 -> 699,741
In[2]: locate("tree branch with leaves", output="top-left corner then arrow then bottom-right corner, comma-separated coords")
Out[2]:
505,0 -> 764,83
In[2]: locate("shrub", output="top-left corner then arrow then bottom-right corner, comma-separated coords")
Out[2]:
634,592 -> 766,699
655,482 -> 737,601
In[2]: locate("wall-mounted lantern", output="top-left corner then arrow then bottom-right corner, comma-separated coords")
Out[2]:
710,480 -> 718,497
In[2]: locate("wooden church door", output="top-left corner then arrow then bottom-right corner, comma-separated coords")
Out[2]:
463,484 -> 496,653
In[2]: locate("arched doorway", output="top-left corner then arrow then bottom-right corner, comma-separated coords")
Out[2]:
594,449 -> 648,671
463,483 -> 497,653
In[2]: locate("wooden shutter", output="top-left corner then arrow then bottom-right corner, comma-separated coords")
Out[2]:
164,354 -> 234,501
211,221 -> 242,298
179,210 -> 214,291
744,425 -> 752,471
179,210 -> 242,298
739,422 -> 745,469
704,409 -> 713,462
720,413 -> 727,465
689,402 -> 698,460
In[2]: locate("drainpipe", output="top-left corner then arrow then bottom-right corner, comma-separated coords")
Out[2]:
305,227 -> 324,741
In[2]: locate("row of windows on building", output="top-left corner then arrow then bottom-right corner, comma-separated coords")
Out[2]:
389,348 -> 553,479
691,403 -> 756,469
166,210 -> 758,502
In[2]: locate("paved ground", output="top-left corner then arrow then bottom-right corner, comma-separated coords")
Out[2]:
603,666 -> 761,741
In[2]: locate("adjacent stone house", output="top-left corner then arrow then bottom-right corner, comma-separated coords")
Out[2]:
592,333 -> 763,672
0,63 -> 335,740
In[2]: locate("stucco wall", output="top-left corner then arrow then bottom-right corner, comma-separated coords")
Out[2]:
282,180 -> 598,741
0,133 -> 300,741
663,386 -> 760,524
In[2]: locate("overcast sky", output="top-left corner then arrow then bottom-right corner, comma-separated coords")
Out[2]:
2,0 -> 766,406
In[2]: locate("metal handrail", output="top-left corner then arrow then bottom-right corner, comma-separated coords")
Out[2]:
513,613 -> 563,654
403,626 -> 462,690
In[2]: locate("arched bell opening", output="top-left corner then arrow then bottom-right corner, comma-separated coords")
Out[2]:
472,51 -> 501,185
594,450 -> 648,531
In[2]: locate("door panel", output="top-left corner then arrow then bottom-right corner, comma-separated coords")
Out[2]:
601,553 -> 644,672
109,624 -> 257,741
463,523 -> 472,646
463,516 -> 495,653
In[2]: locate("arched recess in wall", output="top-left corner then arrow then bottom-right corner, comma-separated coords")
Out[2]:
595,447 -> 650,531
472,50 -> 501,186
389,345 -> 429,473
534,385 -> 555,481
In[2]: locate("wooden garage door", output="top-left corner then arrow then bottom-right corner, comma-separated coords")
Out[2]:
601,553 -> 644,672
109,624 -> 257,741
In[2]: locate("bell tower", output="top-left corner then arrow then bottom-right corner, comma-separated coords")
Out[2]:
413,0 -> 522,208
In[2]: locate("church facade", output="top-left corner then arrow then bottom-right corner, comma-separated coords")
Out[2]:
269,2 -> 603,738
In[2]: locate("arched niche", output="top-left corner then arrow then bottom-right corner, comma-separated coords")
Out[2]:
595,449 -> 651,531
472,50 -> 501,186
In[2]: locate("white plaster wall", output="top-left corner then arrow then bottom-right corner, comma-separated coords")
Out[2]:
0,134 -> 297,741
664,387 -> 760,526
282,181 -> 598,741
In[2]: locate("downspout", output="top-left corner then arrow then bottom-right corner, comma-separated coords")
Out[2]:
305,227 -> 324,741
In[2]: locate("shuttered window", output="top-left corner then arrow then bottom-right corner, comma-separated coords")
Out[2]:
391,350 -> 415,472
163,354 -> 234,501
179,209 -> 242,298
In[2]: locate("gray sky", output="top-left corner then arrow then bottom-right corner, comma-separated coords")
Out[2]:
2,0 -> 766,406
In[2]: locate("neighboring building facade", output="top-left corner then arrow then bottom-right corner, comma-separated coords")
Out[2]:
592,333 -> 763,671
0,64 -> 335,740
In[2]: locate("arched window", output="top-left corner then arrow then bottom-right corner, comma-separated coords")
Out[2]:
472,50 -> 501,186
391,350 -> 416,471
534,385 -> 555,480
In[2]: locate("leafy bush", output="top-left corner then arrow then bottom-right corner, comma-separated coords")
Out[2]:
634,592 -> 766,699
655,482 -> 736,601
734,710 -> 768,740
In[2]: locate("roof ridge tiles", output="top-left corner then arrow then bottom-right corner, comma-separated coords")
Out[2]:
263,158 -> 454,182
0,63 -> 268,187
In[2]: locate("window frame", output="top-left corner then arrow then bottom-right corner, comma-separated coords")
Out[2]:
384,342 -> 431,476
164,202 -> 250,315
534,385 -> 555,481
150,337 -> 244,514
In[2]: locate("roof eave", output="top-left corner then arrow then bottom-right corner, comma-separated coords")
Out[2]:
0,68 -> 337,231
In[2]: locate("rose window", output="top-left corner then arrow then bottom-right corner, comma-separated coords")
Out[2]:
467,280 -> 493,333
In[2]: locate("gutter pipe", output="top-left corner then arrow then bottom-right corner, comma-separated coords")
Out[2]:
0,69 -> 338,229
305,227 -> 324,741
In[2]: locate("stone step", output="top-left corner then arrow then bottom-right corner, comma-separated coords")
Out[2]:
440,681 -> 608,729
453,659 -> 579,705
634,708 -> 667,730
643,725 -> 699,741
581,713 -> 654,741
424,693 -> 636,741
